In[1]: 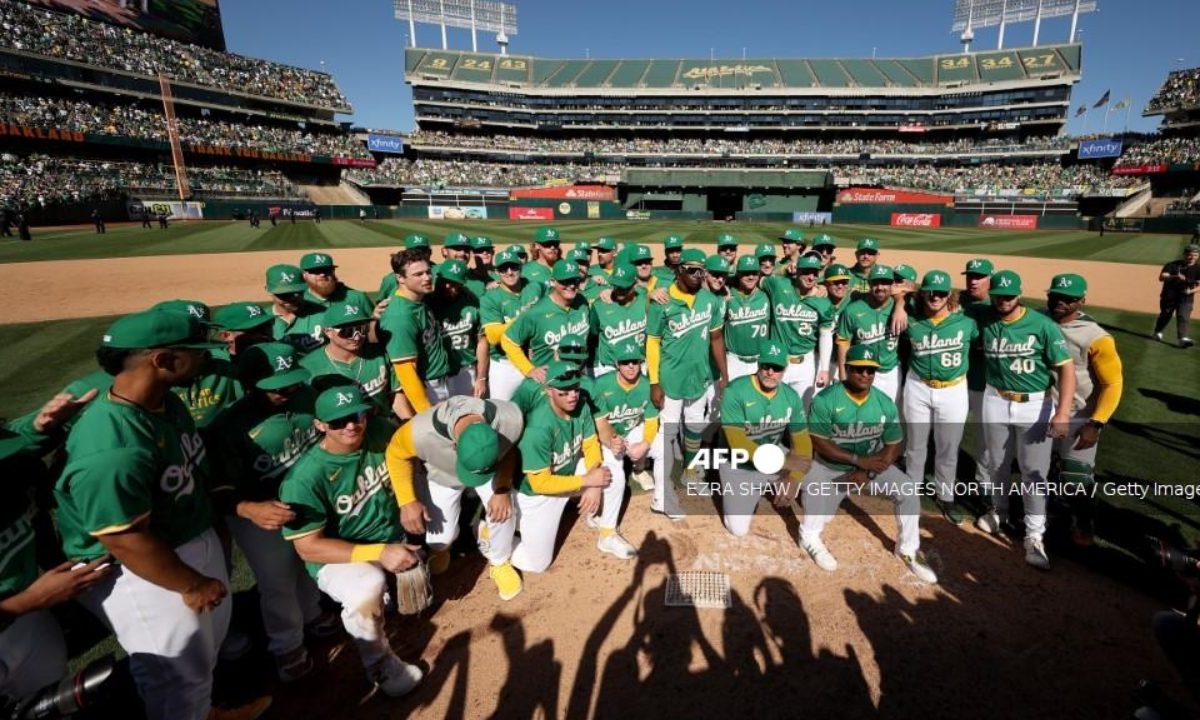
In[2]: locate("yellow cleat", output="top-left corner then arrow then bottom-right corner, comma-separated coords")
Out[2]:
428,548 -> 451,576
489,562 -> 523,601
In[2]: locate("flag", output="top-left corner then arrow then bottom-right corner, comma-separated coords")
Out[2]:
1075,105 -> 1087,117
1092,90 -> 1110,108
1113,97 -> 1131,110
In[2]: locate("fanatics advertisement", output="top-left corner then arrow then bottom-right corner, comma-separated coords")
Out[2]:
977,214 -> 1039,230
836,187 -> 954,205
890,212 -> 943,228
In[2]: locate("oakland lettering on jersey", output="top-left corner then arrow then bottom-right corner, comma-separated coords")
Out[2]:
0,502 -> 35,570
606,402 -> 644,426
252,425 -> 320,479
335,462 -> 390,517
986,334 -> 1038,357
830,420 -> 886,442
360,365 -> 389,396
774,303 -> 818,322
550,434 -> 584,471
543,317 -> 590,346
911,329 -> 966,356
855,321 -> 888,344
161,431 -> 206,499
742,410 -> 793,440
601,317 -> 647,343
728,303 -> 770,326
441,315 -> 474,337
667,306 -> 713,338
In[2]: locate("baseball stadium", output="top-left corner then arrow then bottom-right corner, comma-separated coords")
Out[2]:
0,0 -> 1198,718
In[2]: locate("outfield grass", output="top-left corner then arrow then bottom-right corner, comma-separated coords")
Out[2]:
0,219 -> 1191,266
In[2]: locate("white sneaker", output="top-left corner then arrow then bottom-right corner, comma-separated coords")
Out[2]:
650,496 -> 684,521
975,510 -> 1004,536
369,654 -> 423,697
897,550 -> 939,584
1024,537 -> 1051,570
1182,337 -> 1195,348
1153,331 -> 1163,341
801,536 -> 838,572
631,469 -> 655,491
597,532 -> 637,560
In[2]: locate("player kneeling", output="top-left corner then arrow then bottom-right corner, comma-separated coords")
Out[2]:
798,345 -> 938,584
593,343 -> 668,517
279,386 -> 424,697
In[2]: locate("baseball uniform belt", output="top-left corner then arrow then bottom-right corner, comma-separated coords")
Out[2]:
733,354 -> 758,363
919,376 -> 966,389
996,389 -> 1031,403
787,354 -> 808,364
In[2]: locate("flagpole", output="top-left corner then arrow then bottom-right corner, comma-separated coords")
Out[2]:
1103,104 -> 1112,133
1124,103 -> 1132,134
1081,108 -> 1089,136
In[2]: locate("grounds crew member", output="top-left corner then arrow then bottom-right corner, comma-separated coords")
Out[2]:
267,264 -> 325,355
280,385 -> 423,698
590,263 -> 647,377
960,258 -> 996,491
466,235 -> 497,297
1044,273 -> 1124,546
719,341 -> 811,538
724,255 -> 772,381
975,270 -> 1075,571
776,228 -> 806,275
376,234 -> 432,302
522,227 -> 562,289
799,344 -> 938,584
848,238 -> 880,295
54,309 -> 236,720
763,254 -> 834,407
301,303 -> 405,418
385,396 -> 525,600
378,249 -> 454,413
715,233 -> 739,267
502,260 -> 591,384
481,249 -> 543,401
1153,242 -> 1198,347
299,252 -> 374,317
836,264 -> 903,403
902,270 -> 979,525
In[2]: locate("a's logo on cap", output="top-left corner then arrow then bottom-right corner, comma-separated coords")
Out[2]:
187,305 -> 203,319
935,274 -> 945,284
864,349 -> 874,359
969,260 -> 981,269
998,276 -> 1012,287
336,392 -> 353,406
103,334 -> 113,342
769,344 -> 781,354
315,254 -> 327,264
344,304 -> 359,315
276,356 -> 293,371
280,271 -> 295,283
247,305 -> 263,317
1056,276 -> 1071,288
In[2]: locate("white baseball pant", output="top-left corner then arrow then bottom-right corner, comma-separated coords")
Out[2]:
424,377 -> 453,405
725,353 -> 758,381
799,459 -> 922,557
660,387 -> 715,460
982,387 -> 1056,541
902,373 -> 969,503
510,459 -> 626,573
0,609 -> 67,700
873,366 -> 902,407
602,422 -> 663,508
488,358 -> 524,401
315,562 -> 393,670
782,352 -> 816,407
1057,414 -> 1099,469
227,516 -> 323,656
720,468 -> 786,538
414,474 -> 516,565
78,528 -> 231,720
968,389 -> 991,485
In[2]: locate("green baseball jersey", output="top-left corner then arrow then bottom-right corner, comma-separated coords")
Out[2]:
581,275 -> 609,303
724,287 -> 772,357
279,418 -> 404,578
836,298 -> 900,372
763,277 -> 833,358
960,296 -> 993,392
517,400 -> 597,495
55,394 -> 213,560
590,292 -> 648,367
207,390 -> 320,501
647,288 -> 724,400
720,376 -> 806,446
503,294 -> 591,369
304,283 -> 374,316
299,345 -> 395,415
432,293 -> 481,374
521,261 -> 553,290
378,294 -> 452,381
464,268 -> 497,300
980,306 -> 1072,393
273,305 -> 326,355
0,413 -> 56,597
377,272 -> 398,302
808,383 -> 903,472
905,312 -> 979,383
592,372 -> 657,436
652,266 -> 677,285
848,266 -> 871,296
173,349 -> 243,429
60,370 -> 115,435
480,281 -> 544,360
511,375 -> 598,417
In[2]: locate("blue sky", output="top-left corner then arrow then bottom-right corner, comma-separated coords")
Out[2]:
221,0 -> 1199,135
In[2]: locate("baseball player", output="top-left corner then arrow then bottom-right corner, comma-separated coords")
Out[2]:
299,252 -> 374,317
652,235 -> 685,287
267,264 -> 325,355
301,303 -> 404,418
589,236 -> 617,281
812,235 -> 837,269
511,362 -> 631,572
592,342 -> 663,504
848,238 -> 880,295
509,335 -> 596,414
798,344 -> 938,584
54,309 -> 233,720
902,270 -> 979,525
386,396 -> 524,600
590,264 -> 647,377
1153,243 -> 1198,347
151,300 -> 245,429
481,249 -> 544,401
212,301 -> 276,358
279,386 -> 423,697
466,236 -> 497,298
522,227 -> 562,289
776,228 -> 807,276
431,259 -> 487,398
207,343 -> 329,683
762,255 -> 834,407
502,260 -> 591,385
836,264 -> 903,403
441,233 -> 472,264
1044,273 -> 1124,546
755,243 -> 777,277
377,234 -> 431,302
975,270 -> 1076,570
621,244 -> 656,290
715,233 -> 738,267
723,255 -> 772,381
377,249 -> 454,413
705,255 -> 730,300
718,341 -> 811,538
959,258 -> 995,490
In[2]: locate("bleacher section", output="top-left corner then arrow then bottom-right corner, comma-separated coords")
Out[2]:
1145,66 -> 1200,132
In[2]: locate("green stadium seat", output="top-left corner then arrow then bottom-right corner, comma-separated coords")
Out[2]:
493,55 -> 533,84
405,49 -> 425,73
775,60 -> 817,87
936,53 -> 977,84
450,53 -> 497,83
1018,47 -> 1071,76
975,51 -> 1026,81
840,59 -> 888,87
545,60 -> 590,86
574,60 -> 619,87
608,60 -> 651,87
808,59 -> 851,87
872,59 -> 921,87
898,58 -> 934,84
531,59 -> 566,85
414,51 -> 458,77
642,60 -> 681,88
1056,44 -> 1081,73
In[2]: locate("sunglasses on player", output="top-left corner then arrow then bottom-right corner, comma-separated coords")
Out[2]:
682,266 -> 705,278
336,323 -> 369,339
328,411 -> 368,429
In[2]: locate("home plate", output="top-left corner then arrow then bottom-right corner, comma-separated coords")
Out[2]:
665,572 -> 732,609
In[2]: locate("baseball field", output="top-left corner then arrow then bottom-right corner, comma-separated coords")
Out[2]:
1,219 -> 1197,718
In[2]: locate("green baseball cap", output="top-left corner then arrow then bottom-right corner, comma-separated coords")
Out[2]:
755,243 -> 776,260
151,299 -> 211,322
920,271 -> 952,293
471,236 -> 494,250
1048,273 -> 1087,298
574,241 -> 591,253
845,344 -> 881,368
963,258 -> 994,276
631,245 -> 653,262
894,264 -> 918,283
557,335 -> 589,363
404,234 -> 430,249
664,235 -> 684,250
680,248 -> 706,266
823,263 -> 850,282
716,233 -> 738,249
594,237 -> 617,252
213,302 -> 272,331
779,228 -> 805,244
1185,244 -> 1200,254
534,227 -> 560,245
757,341 -> 788,368
812,234 -> 836,249
324,302 -> 371,328
300,252 -> 336,271
857,238 -> 880,253
506,244 -> 529,259
102,309 -> 222,350
495,249 -> 522,268
444,233 -> 471,249
266,264 -> 307,295
241,342 -> 311,391
796,255 -> 823,272
438,259 -> 468,286
735,255 -> 760,274
614,342 -> 645,363
315,385 -> 372,423
569,248 -> 591,264
551,260 -> 580,282
989,270 -> 1023,297
704,255 -> 730,275
868,264 -> 895,281
609,263 -> 637,289
545,361 -> 583,389
456,423 -> 501,488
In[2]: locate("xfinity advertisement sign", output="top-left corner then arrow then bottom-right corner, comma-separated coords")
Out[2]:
1078,138 -> 1123,160
367,134 -> 405,154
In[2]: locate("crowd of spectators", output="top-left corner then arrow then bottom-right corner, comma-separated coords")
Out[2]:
0,153 -> 302,208
346,158 -> 620,188
0,0 -> 349,109
1146,67 -> 1200,113
0,92 -> 369,158
1115,136 -> 1200,168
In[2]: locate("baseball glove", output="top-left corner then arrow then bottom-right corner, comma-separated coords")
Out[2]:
394,558 -> 433,615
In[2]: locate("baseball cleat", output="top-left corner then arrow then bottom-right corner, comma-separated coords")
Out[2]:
1071,517 -> 1096,548
801,536 -> 838,572
1153,332 -> 1163,341
631,469 -> 655,491
369,654 -> 424,697
897,550 -> 939,584
428,548 -> 451,576
975,510 -> 1003,536
650,496 -> 685,521
1181,337 -> 1195,348
206,696 -> 273,720
585,513 -> 599,530
305,610 -> 341,639
935,498 -> 964,526
1024,537 -> 1051,570
597,532 -> 638,560
489,562 -> 523,601
275,646 -> 314,683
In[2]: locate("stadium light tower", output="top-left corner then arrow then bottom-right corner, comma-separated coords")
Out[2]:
951,0 -> 1096,50
394,0 -> 518,54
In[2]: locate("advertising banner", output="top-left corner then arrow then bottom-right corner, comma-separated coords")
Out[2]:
837,187 -> 954,205
626,210 -> 652,221
890,212 -> 942,228
792,211 -> 832,224
587,201 -> 600,219
331,157 -> 377,168
428,206 -> 488,220
510,185 -> 617,201
126,200 -> 204,221
366,134 -> 405,154
1112,164 -> 1168,176
509,207 -> 554,220
1077,138 -> 1124,160
977,214 -> 1039,230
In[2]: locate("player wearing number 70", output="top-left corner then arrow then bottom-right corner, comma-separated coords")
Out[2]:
975,270 -> 1075,571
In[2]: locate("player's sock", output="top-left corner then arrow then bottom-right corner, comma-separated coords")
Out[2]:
598,526 -> 615,538
682,428 -> 703,466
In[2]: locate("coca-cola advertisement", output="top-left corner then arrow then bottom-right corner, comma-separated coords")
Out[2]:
890,212 -> 942,228
977,214 -> 1039,230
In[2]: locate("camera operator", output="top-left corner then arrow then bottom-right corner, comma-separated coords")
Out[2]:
1152,553 -> 1200,706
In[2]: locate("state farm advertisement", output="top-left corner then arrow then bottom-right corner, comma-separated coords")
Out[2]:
510,185 -> 616,201
837,187 -> 953,205
890,212 -> 942,228
508,207 -> 554,220
977,214 -> 1039,230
